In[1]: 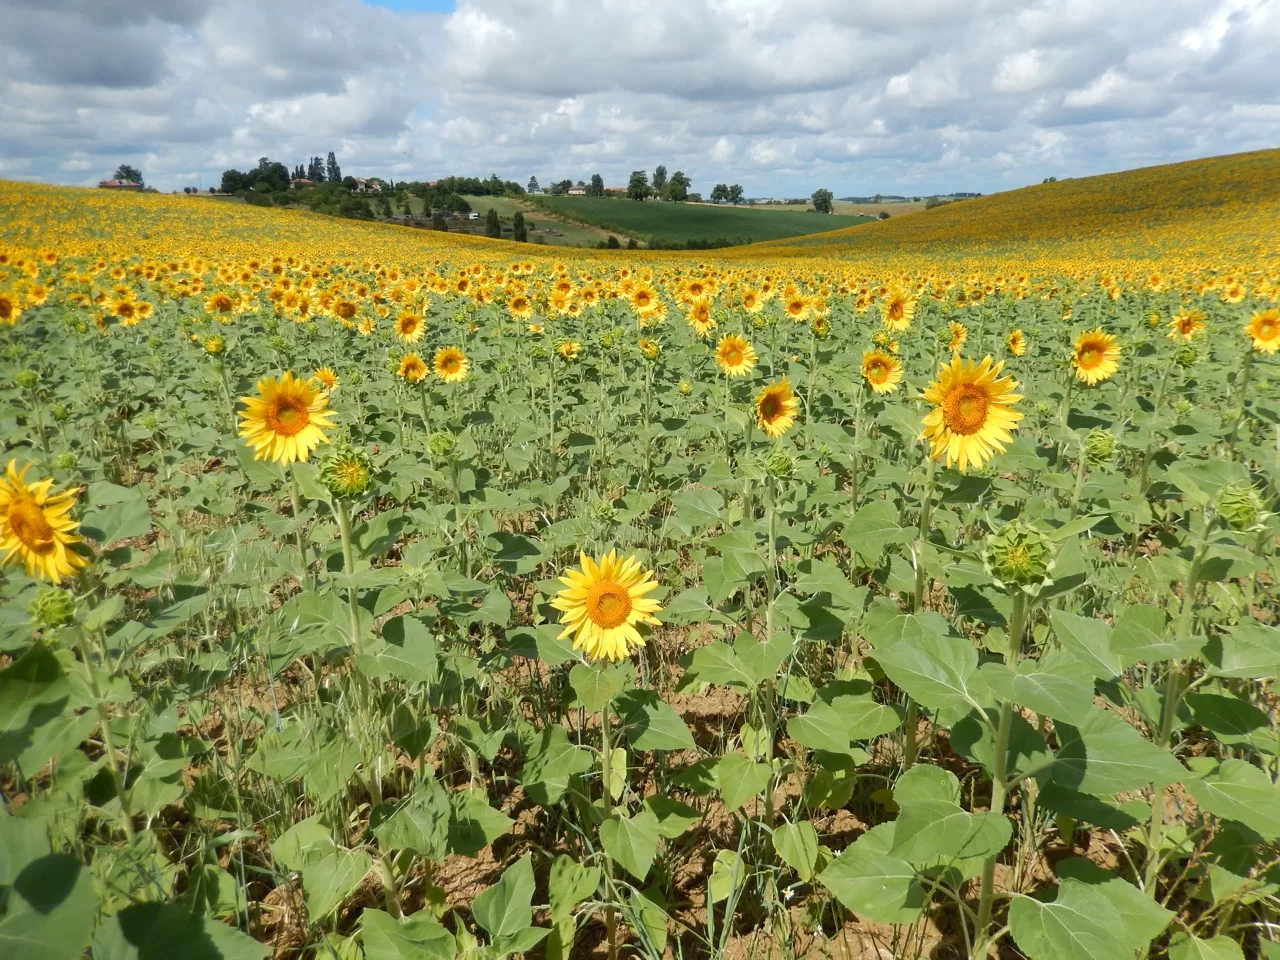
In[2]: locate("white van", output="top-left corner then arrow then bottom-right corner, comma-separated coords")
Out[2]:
467,212 -> 479,220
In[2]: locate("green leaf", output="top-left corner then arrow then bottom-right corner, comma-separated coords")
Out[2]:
872,631 -> 987,713
891,801 -> 1012,866
1055,858 -> 1173,946
81,493 -> 151,547
361,909 -> 456,960
685,642 -> 755,690
773,821 -> 819,882
1110,605 -> 1202,666
472,854 -> 536,940
1185,760 -> 1280,840
0,642 -> 72,769
708,850 -> 746,904
1050,711 -> 1186,796
644,797 -> 701,839
716,751 -> 772,811
600,810 -> 660,881
91,901 -> 267,960
1169,934 -> 1246,960
1185,693 -> 1270,740
980,661 -> 1095,724
448,789 -> 513,856
818,824 -> 926,924
302,848 -> 372,921
358,616 -> 437,686
787,701 -> 854,754
569,663 -> 624,714
270,816 -> 335,871
372,782 -> 451,861
628,887 -> 668,956
615,690 -> 694,751
893,764 -> 961,805
1049,610 -> 1122,680
547,855 -> 600,925
1206,621 -> 1280,679
0,854 -> 95,960
1008,882 -> 1131,960
520,727 -> 593,806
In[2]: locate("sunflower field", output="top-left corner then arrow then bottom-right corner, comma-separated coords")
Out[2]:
1,148 -> 1280,960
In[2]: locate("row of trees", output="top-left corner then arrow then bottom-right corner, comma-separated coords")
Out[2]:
708,182 -> 745,204
220,153 -> 343,194
627,167 -> 693,201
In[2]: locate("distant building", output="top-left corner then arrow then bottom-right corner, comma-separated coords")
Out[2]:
603,186 -> 627,196
291,178 -> 313,189
98,179 -> 142,190
567,186 -> 587,196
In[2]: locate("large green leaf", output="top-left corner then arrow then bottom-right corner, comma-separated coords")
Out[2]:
1169,934 -> 1246,960
600,810 -> 660,881
0,642 -> 73,769
872,631 -> 987,713
361,909 -> 456,960
472,854 -> 536,940
1049,610 -> 1122,680
716,751 -> 772,811
614,690 -> 694,751
520,726 -> 593,805
0,854 -> 95,960
447,790 -> 513,856
91,902 -> 267,960
301,849 -> 372,921
547,855 -> 600,924
569,663 -> 624,714
773,821 -> 819,882
1050,711 -> 1186,796
1185,760 -> 1280,840
891,801 -> 1012,866
818,824 -> 925,924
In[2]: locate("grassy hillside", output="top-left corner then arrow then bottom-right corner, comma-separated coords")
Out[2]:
532,196 -> 871,246
755,148 -> 1280,263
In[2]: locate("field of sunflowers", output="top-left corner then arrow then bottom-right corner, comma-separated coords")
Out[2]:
1,147 -> 1280,960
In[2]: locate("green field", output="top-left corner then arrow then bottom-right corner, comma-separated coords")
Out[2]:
532,196 -> 872,245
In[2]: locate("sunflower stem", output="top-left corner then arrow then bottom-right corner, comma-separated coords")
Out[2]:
803,324 -> 819,448
547,350 -> 557,479
73,624 -> 136,841
334,498 -> 365,657
904,453 -> 938,769
418,384 -> 432,435
1225,348 -> 1255,458
599,696 -> 619,960
287,467 -> 309,579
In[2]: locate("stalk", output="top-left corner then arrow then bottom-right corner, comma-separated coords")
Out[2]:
1143,533 -> 1208,894
418,384 -> 432,435
1067,438 -> 1087,521
599,700 -> 618,960
1225,348 -> 1255,458
804,324 -> 819,448
74,626 -> 136,840
762,477 -> 779,826
287,467 -> 308,577
547,351 -> 557,478
904,453 -> 938,768
972,591 -> 1027,957
334,498 -> 365,656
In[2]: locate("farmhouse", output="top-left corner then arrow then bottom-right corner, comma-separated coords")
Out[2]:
98,179 -> 142,190
567,186 -> 587,196
290,178 -> 313,189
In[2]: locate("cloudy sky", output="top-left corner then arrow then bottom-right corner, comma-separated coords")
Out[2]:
1,0 -> 1277,197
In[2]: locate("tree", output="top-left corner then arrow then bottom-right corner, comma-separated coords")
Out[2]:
606,235 -> 621,249
589,173 -> 604,197
432,211 -> 448,231
710,183 -> 728,203
627,170 -> 650,201
113,164 -> 143,186
549,179 -> 572,196
652,165 -> 667,194
485,207 -> 501,238
873,193 -> 883,204
811,188 -> 834,214
666,170 -> 690,202
728,184 -> 744,205
326,151 -> 341,183
527,175 -> 540,193
512,211 -> 527,242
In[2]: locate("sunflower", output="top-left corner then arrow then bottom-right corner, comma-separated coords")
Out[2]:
433,346 -> 469,383
333,299 -> 359,321
715,335 -> 757,377
1007,329 -> 1027,356
238,371 -> 335,464
550,550 -> 662,663
1168,310 -> 1206,341
0,291 -> 22,325
639,338 -> 661,361
313,367 -> 339,391
861,350 -> 903,394
0,461 -> 89,583
1071,328 -> 1121,385
204,291 -> 236,316
756,380 -> 799,438
687,298 -> 716,338
740,289 -> 764,314
882,289 -> 916,331
630,285 -> 658,316
508,294 -> 533,320
948,321 -> 968,353
108,294 -> 140,326
395,311 -> 425,343
558,341 -> 582,360
784,295 -> 809,322
1246,308 -> 1280,353
920,355 -> 1023,473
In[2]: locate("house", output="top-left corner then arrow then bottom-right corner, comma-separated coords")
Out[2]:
603,186 -> 627,196
291,178 -> 312,189
98,179 -> 142,190
365,178 -> 385,192
567,186 -> 586,196
350,177 -> 369,193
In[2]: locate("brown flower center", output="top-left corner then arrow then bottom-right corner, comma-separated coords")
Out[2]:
267,397 -> 310,437
760,395 -> 783,420
943,384 -> 990,435
586,582 -> 632,629
9,498 -> 55,553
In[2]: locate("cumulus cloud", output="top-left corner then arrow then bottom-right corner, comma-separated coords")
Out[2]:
0,0 -> 1276,195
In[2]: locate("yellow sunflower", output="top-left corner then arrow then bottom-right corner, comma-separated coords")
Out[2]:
639,338 -> 661,360
861,350 -> 903,394
756,380 -> 799,438
784,295 -> 809,322
0,291 -> 21,325
1071,328 -> 1121,385
920,355 -> 1023,473
948,321 -> 968,353
1246,308 -> 1280,353
313,367 -> 339,391
1167,310 -> 1206,342
882,289 -> 916,331
687,298 -> 716,338
1007,329 -> 1027,356
433,346 -> 469,383
204,291 -> 236,316
0,461 -> 89,583
238,371 -> 335,464
558,341 -> 582,360
715,335 -> 757,377
398,352 -> 428,383
508,294 -> 534,320
551,550 -> 662,663
395,311 -> 425,343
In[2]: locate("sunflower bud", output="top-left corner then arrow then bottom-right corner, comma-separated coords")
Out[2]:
591,498 -> 617,523
428,431 -> 456,458
54,452 -> 79,470
320,444 -> 373,499
1034,400 -> 1053,416
15,369 -> 39,390
1173,343 -> 1198,368
1084,429 -> 1115,463
1216,482 -> 1267,532
639,338 -> 661,361
1174,399 -> 1192,416
147,336 -> 163,350
983,519 -> 1055,594
813,316 -> 831,339
204,335 -> 225,355
765,447 -> 794,480
1146,311 -> 1161,328
679,381 -> 692,396
140,414 -> 160,431
267,335 -> 289,353
50,403 -> 71,423
31,587 -> 76,630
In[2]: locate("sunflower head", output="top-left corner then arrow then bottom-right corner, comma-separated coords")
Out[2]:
639,338 -> 661,361
433,346 -> 469,382
861,350 -> 902,394
0,460 -> 89,584
920,355 -> 1023,473
320,443 -> 373,499
398,352 -> 428,383
550,549 -> 663,663
238,371 -> 335,464
755,379 -> 799,439
1084,429 -> 1116,463
1216,482 -> 1268,532
882,289 -> 916,331
1246,308 -> 1280,354
31,586 -> 77,630
1071,329 -> 1121,385
715,335 -> 757,377
1007,329 -> 1027,356
203,335 -> 225,356
983,519 -> 1055,595
395,311 -> 425,343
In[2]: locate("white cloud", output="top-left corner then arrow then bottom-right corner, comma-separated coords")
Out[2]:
0,0 -> 1276,196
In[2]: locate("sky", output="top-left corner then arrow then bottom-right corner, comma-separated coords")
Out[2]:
1,0 -> 1277,198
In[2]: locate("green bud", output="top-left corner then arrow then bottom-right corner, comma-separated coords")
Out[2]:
1034,400 -> 1053,416
140,414 -> 160,431
147,336 -> 163,350
1084,429 -> 1115,463
427,431 -> 456,458
765,447 -> 794,480
267,335 -> 289,353
983,519 -> 1055,594
54,451 -> 79,470
31,587 -> 76,630
1174,399 -> 1192,416
591,498 -> 617,523
1216,482 -> 1267,532
1173,343 -> 1198,368
15,369 -> 39,390
50,403 -> 71,423
320,443 -> 373,499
